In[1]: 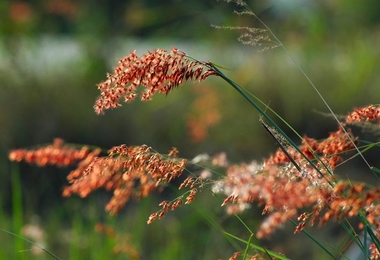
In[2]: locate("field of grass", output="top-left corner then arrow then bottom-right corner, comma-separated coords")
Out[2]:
2,1 -> 380,259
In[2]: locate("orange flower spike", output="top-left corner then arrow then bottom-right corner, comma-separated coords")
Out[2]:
294,221 -> 306,234
346,105 -> 380,124
158,211 -> 165,219
94,48 -> 217,114
172,198 -> 182,209
369,244 -> 380,260
185,188 -> 197,204
8,138 -> 93,167
8,149 -> 26,162
63,144 -> 187,216
147,213 -> 158,224
229,252 -> 242,260
168,147 -> 179,157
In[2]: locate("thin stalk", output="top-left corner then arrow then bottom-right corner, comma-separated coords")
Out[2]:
341,219 -> 365,252
367,227 -> 380,256
210,64 -> 333,186
242,233 -> 254,260
11,162 -> 25,260
222,231 -> 289,260
261,120 -> 302,173
0,228 -> 60,260
290,220 -> 338,259
364,226 -> 369,260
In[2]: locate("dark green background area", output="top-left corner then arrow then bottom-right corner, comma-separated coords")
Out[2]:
1,0 -> 380,259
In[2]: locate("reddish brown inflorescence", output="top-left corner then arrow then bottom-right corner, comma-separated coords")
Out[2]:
62,144 -> 187,216
213,120 -> 379,239
346,105 -> 380,124
8,138 -> 97,167
266,127 -> 357,170
94,48 -> 217,114
9,140 -> 187,216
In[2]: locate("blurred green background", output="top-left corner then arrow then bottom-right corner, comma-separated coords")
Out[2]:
1,0 -> 380,259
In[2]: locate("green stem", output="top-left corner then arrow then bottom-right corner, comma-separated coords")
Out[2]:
11,162 -> 25,260
210,64 -> 333,186
222,231 -> 290,260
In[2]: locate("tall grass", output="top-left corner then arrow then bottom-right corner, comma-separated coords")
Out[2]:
6,1 -> 380,259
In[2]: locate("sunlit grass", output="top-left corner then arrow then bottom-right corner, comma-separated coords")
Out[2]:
2,1 -> 380,259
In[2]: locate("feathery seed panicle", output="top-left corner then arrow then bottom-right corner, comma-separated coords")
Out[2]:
345,105 -> 380,124
94,48 -> 217,114
63,145 -> 187,215
212,128 -> 380,240
266,127 -> 357,169
8,138 -> 97,167
148,171 -> 206,224
215,161 -> 333,238
9,139 -> 187,216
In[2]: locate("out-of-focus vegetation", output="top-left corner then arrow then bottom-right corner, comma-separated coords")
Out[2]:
1,0 -> 380,259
